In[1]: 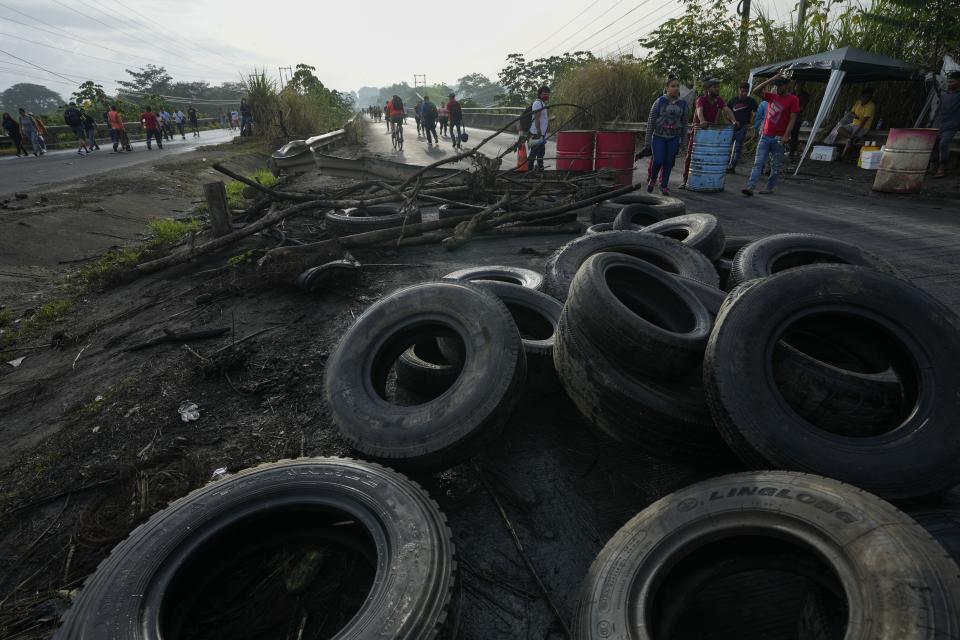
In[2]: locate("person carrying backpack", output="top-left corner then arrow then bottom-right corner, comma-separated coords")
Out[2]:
421,95 -> 438,145
63,102 -> 90,156
81,109 -> 100,151
187,105 -> 200,137
641,76 -> 688,196
527,85 -> 550,171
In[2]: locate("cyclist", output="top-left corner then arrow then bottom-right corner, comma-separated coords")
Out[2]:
385,100 -> 393,132
388,95 -> 405,147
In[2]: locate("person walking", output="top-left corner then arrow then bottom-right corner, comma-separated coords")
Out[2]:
727,82 -> 757,173
107,104 -> 128,152
421,95 -> 439,146
173,109 -> 186,139
447,92 -> 464,149
526,85 -> 550,170
2,112 -> 29,156
30,111 -> 48,153
788,80 -> 810,160
413,98 -> 423,137
218,108 -> 226,128
438,102 -> 449,137
681,78 -> 735,189
933,70 -> 960,178
81,109 -> 100,150
230,108 -> 239,130
140,105 -> 163,150
642,76 -> 688,196
239,99 -> 251,135
742,72 -> 801,196
187,105 -> 200,137
62,102 -> 90,156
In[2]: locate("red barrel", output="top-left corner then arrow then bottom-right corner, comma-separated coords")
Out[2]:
556,130 -> 595,172
595,131 -> 636,184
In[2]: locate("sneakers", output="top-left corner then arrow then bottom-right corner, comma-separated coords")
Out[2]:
742,188 -> 754,196
646,179 -> 655,193
661,187 -> 670,196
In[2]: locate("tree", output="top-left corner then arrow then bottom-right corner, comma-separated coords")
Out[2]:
638,0 -> 738,85
357,86 -> 380,106
455,73 -> 505,107
862,0 -> 960,68
0,83 -> 64,114
497,52 -> 594,105
72,81 -> 109,109
289,64 -> 324,94
116,64 -> 172,95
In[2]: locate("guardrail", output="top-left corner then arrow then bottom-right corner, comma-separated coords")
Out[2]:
269,113 -> 360,173
0,117 -> 219,150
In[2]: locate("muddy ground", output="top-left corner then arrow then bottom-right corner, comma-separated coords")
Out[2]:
1,137 -> 960,639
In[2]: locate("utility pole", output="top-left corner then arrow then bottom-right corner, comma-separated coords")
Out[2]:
738,0 -> 752,56
413,74 -> 426,89
278,66 -> 293,86
797,0 -> 808,29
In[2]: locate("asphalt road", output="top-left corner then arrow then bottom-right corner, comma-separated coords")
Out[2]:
1,127 -> 238,195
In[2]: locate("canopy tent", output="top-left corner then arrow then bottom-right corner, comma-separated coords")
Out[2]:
748,47 -> 926,174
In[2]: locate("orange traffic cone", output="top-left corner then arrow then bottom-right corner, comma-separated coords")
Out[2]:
516,140 -> 528,172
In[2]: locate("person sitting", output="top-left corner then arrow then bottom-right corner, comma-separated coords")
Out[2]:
833,87 -> 876,160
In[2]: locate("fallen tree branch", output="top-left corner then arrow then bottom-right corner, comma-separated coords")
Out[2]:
213,163 -> 320,202
124,327 -> 230,352
440,193 -> 513,251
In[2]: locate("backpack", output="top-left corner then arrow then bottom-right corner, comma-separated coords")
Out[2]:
519,105 -> 533,132
427,102 -> 438,120
64,107 -> 82,126
392,97 -> 404,112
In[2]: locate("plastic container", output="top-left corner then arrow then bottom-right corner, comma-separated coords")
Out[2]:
688,126 -> 734,192
556,130 -> 595,172
873,128 -> 938,193
594,131 -> 636,184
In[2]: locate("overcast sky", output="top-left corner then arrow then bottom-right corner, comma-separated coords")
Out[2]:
1,0 -> 808,99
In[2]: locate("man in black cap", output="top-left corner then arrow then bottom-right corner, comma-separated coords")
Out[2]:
742,71 -> 801,196
681,78 -> 736,188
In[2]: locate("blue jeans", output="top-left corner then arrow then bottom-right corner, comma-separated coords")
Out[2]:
938,129 -> 956,164
729,126 -> 748,168
650,135 -> 680,187
747,135 -> 785,190
527,137 -> 546,170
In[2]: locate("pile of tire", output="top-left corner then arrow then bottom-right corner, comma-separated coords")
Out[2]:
548,200 -> 960,638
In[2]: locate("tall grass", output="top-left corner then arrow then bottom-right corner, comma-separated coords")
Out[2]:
242,68 -> 351,144
553,59 -> 663,129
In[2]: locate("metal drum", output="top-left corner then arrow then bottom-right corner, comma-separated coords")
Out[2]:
873,128 -> 938,194
595,131 -> 637,184
688,125 -> 734,192
556,130 -> 596,172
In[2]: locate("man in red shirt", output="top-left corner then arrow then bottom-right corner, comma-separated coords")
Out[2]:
742,72 -> 800,196
681,78 -> 736,188
140,106 -> 163,150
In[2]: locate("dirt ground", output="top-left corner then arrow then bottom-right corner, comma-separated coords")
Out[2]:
1,136 -> 959,639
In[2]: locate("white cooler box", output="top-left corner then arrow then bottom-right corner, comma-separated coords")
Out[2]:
810,145 -> 838,162
860,149 -> 883,170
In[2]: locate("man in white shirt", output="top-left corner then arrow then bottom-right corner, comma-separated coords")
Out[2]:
528,85 -> 550,171
173,109 -> 187,139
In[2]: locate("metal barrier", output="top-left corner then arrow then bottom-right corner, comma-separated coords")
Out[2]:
269,113 -> 360,173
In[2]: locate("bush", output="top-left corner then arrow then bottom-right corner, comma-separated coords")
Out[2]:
553,59 -> 664,129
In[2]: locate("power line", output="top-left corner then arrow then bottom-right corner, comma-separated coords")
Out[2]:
565,0 -> 658,53
589,7 -> 663,52
544,0 -> 628,55
0,48 -> 77,83
596,3 -> 686,56
526,0 -> 602,57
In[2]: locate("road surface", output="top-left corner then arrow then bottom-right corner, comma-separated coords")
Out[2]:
1,128 -> 238,195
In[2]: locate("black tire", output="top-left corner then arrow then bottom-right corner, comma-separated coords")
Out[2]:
729,232 -> 904,287
716,236 -> 756,291
325,203 -> 422,237
395,339 -> 461,397
325,281 -> 526,471
544,231 -> 719,301
553,312 -> 725,463
672,273 -> 727,315
443,265 -> 544,290
575,471 -> 960,640
472,281 -> 562,368
908,502 -> 960,566
566,253 -> 712,378
585,222 -> 616,235
590,194 -> 685,225
437,203 -> 477,221
704,265 -> 960,499
55,458 -> 459,640
639,213 -> 726,262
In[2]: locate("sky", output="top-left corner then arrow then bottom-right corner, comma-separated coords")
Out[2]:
0,0 -> 808,101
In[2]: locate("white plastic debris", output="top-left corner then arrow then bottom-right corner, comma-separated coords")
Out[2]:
7,356 -> 25,368
178,400 -> 200,422
211,467 -> 228,481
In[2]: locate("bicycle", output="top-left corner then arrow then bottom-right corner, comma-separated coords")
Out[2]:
391,117 -> 404,151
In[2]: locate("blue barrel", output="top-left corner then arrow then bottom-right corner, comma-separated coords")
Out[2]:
688,126 -> 734,192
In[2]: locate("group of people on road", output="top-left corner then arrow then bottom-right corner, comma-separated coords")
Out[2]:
375,92 -> 465,150
3,97 -> 254,157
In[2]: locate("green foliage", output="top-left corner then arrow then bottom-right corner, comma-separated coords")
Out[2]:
146,218 -> 202,246
497,52 -> 595,105
456,73 -> 506,107
224,170 -> 277,209
71,248 -> 141,292
72,81 -> 110,111
862,0 -> 960,68
244,66 -> 351,144
0,83 -> 64,115
553,59 -> 664,128
116,64 -> 173,95
638,0 -> 738,85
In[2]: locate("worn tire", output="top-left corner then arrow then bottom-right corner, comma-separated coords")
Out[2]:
566,253 -> 712,378
443,265 -> 544,290
585,222 -> 615,235
704,265 -> 960,499
729,232 -> 904,287
909,501 -> 960,566
472,281 -> 562,368
715,236 -> 756,291
574,471 -> 960,640
326,281 -> 526,471
325,203 -> 422,237
544,231 -> 719,302
640,213 -> 726,262
55,458 -> 459,640
553,312 -> 725,463
437,203 -> 477,221
591,194 -> 685,225
395,339 -> 461,397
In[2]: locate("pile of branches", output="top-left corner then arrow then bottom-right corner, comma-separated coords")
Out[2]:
135,118 -> 641,282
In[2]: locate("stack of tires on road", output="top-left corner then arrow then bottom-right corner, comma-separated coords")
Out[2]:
56,194 -> 960,639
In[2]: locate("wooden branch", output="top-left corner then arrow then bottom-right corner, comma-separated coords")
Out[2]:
124,327 -> 230,352
440,193 -> 512,251
213,163 -> 319,202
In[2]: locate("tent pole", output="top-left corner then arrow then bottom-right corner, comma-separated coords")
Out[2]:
795,68 -> 846,176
